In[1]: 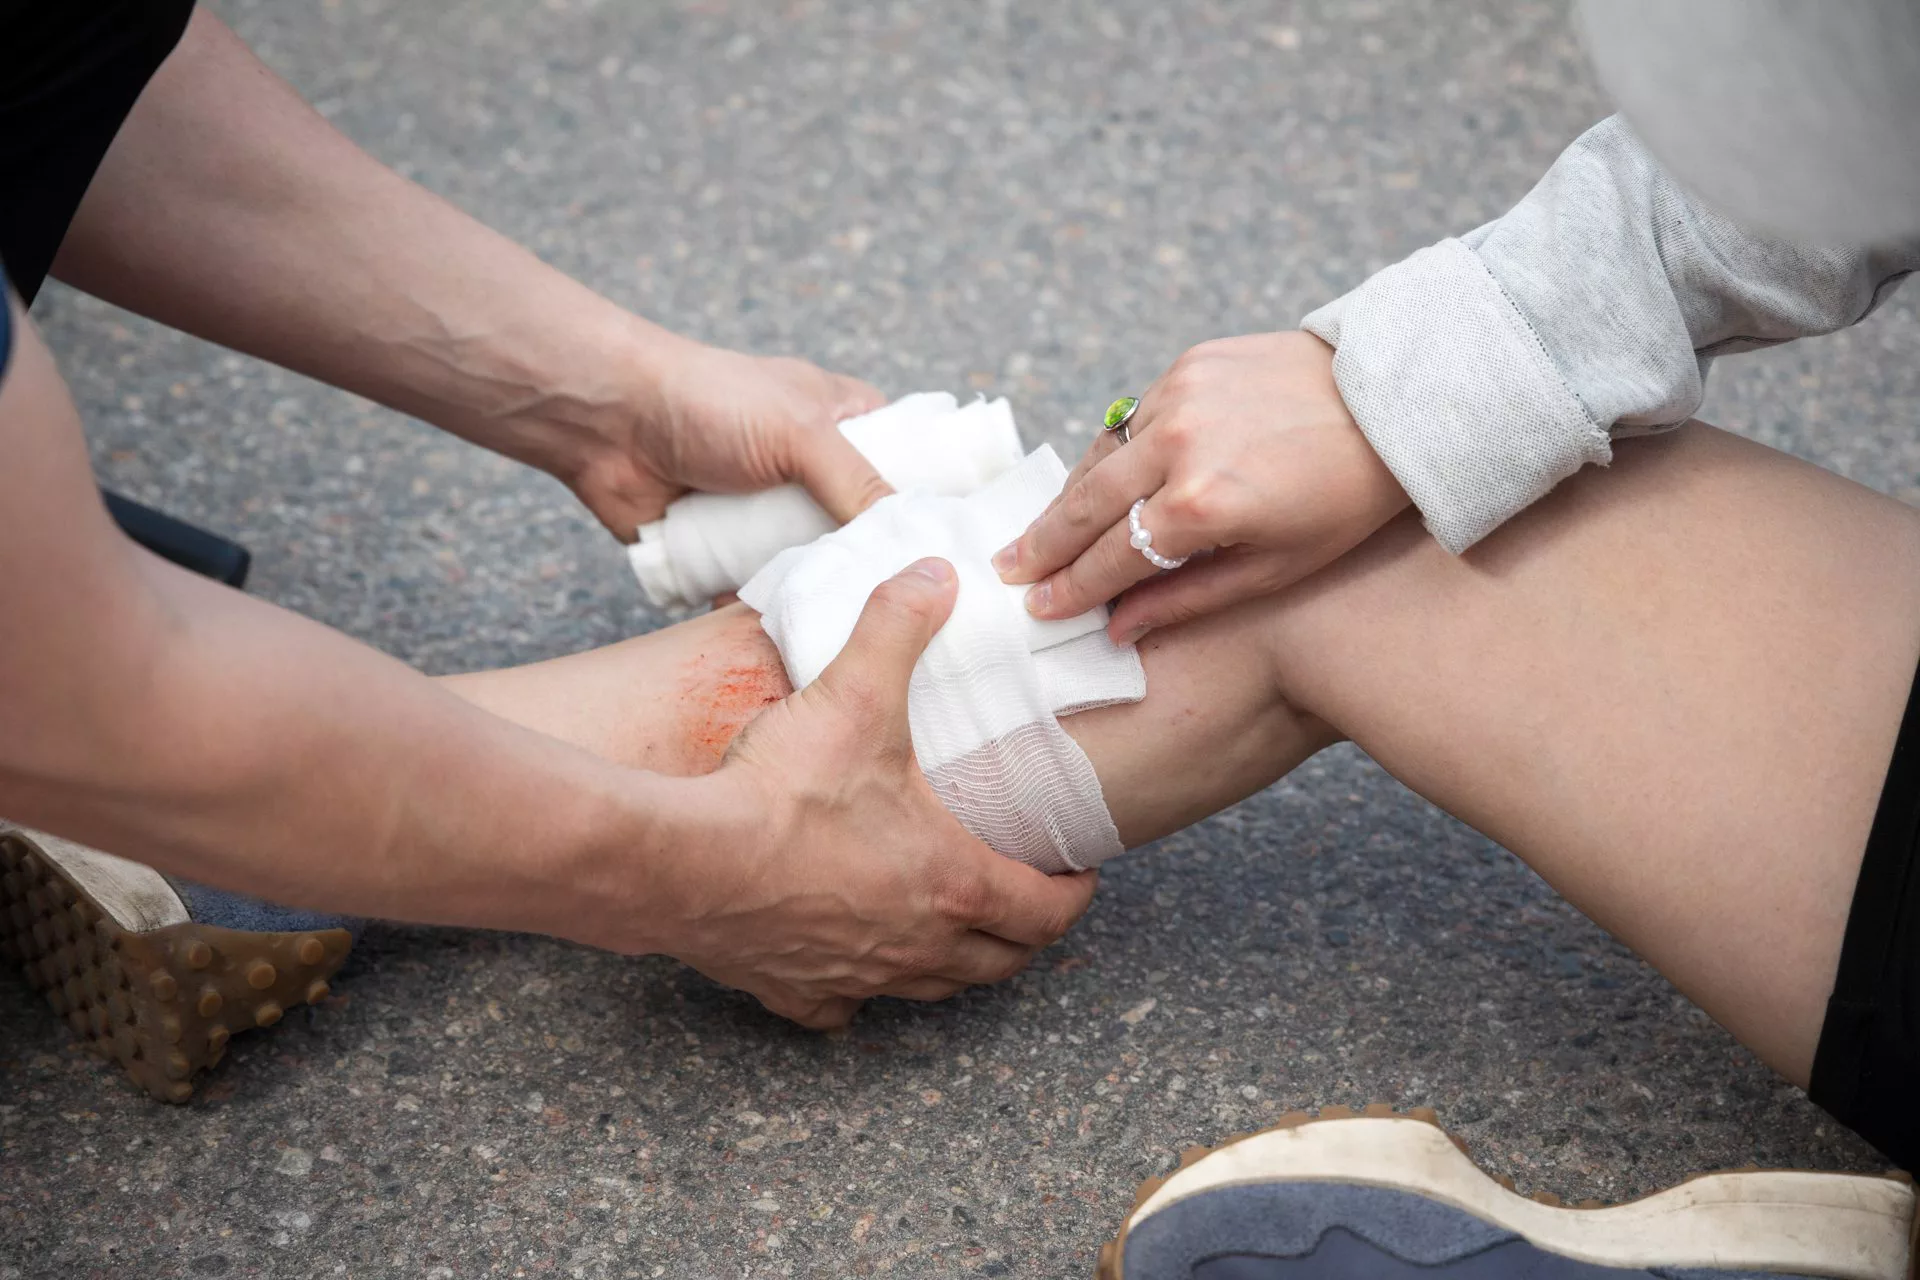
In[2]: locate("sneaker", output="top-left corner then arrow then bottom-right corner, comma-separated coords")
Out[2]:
1098,1106 -> 1914,1279
0,824 -> 356,1102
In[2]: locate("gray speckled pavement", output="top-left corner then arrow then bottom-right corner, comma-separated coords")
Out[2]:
4,1 -> 1915,1277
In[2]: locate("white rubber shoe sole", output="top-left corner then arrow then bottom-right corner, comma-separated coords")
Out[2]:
1101,1107 -> 1915,1279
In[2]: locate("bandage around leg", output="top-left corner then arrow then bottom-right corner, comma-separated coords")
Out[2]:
740,446 -> 1145,872
628,393 -> 1025,610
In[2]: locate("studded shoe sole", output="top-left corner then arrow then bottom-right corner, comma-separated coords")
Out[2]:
0,825 -> 351,1103
1099,1106 -> 1916,1279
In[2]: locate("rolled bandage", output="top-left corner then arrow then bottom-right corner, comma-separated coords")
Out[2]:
628,393 -> 1025,610
740,445 -> 1145,873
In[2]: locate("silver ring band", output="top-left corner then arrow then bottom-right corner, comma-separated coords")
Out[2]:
1128,498 -> 1188,571
1103,396 -> 1141,445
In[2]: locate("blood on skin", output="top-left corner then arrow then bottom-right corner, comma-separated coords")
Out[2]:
676,648 -> 792,773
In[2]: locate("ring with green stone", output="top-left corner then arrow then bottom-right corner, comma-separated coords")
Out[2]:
1103,395 -> 1141,444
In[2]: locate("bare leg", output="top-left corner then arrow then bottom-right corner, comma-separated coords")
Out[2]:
1257,423 -> 1920,1087
441,586 -> 1334,849
449,421 -> 1920,1092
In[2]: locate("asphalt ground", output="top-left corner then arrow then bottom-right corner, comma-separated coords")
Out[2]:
5,1 -> 1919,1277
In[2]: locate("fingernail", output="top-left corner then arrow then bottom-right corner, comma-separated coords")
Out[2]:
991,543 -> 1018,575
1024,581 -> 1051,615
1117,625 -> 1150,647
906,556 -> 953,583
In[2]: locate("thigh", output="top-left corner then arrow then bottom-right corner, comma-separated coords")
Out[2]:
1261,423 -> 1920,1085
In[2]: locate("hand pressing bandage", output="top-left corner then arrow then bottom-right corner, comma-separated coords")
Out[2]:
741,445 -> 1146,873
629,393 -> 1025,610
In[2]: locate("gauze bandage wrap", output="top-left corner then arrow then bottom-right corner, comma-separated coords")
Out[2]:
629,393 -> 1025,610
740,446 -> 1145,873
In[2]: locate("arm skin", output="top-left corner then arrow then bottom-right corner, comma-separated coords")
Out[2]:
0,298 -> 667,942
49,8 -> 889,535
0,295 -> 1094,1028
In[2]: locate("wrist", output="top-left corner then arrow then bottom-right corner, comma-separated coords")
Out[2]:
1297,331 -> 1410,527
535,768 -> 750,957
488,763 -> 679,953
522,311 -> 710,537
480,304 -> 681,480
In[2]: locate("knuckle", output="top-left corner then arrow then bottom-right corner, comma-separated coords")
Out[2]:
867,574 -> 915,611
1048,567 -> 1091,615
1059,478 -> 1100,530
1155,413 -> 1198,450
1093,531 -> 1138,583
931,871 -> 988,926
1034,905 -> 1074,944
1041,888 -> 1089,939
1160,478 -> 1217,528
1162,348 -> 1212,395
867,576 -> 934,628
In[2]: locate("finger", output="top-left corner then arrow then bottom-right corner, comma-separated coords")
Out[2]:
944,856 -> 1100,950
921,931 -> 1036,989
1022,428 -> 1123,544
888,976 -> 976,1003
812,558 -> 959,734
791,419 -> 894,524
833,374 -> 890,421
1061,423 -> 1125,492
885,975 -> 972,1002
994,429 -> 1160,586
1023,506 -> 1170,620
760,990 -> 863,1030
1105,547 -> 1295,642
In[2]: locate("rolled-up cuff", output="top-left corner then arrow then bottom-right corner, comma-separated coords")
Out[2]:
1302,239 -> 1612,554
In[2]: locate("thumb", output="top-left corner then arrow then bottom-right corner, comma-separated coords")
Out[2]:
793,419 -> 894,525
813,558 -> 958,733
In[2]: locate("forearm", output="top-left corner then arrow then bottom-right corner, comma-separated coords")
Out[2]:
50,9 -> 680,482
38,564 -> 675,943
0,313 -> 689,947
1305,115 -> 1920,553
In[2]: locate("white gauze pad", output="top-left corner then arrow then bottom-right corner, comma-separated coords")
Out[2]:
629,392 -> 1025,610
739,445 -> 1145,872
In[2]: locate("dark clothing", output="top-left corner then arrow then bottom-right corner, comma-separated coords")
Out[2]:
1812,658 -> 1920,1170
0,0 -> 195,302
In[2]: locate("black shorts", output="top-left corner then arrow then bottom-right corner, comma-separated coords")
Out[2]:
0,0 -> 196,302
1811,658 -> 1920,1171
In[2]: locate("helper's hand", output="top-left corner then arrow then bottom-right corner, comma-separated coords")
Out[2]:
564,336 -> 891,539
655,558 -> 1099,1029
993,332 -> 1409,642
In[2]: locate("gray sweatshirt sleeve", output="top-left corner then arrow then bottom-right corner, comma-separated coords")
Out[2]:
1302,116 -> 1920,554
